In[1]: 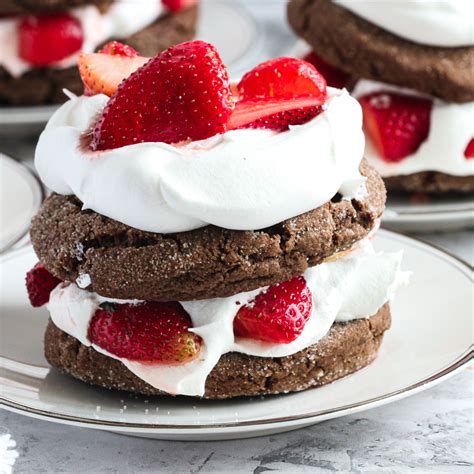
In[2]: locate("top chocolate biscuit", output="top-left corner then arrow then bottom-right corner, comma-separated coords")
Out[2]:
30,159 -> 385,302
0,0 -> 113,14
288,0 -> 474,103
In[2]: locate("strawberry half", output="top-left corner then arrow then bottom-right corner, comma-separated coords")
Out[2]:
233,276 -> 313,344
25,263 -> 61,307
359,92 -> 432,163
19,13 -> 84,66
78,52 -> 149,97
228,96 -> 323,131
464,138 -> 474,159
163,0 -> 197,12
91,40 -> 234,150
237,57 -> 327,101
88,301 -> 202,364
98,41 -> 139,57
302,52 -> 350,89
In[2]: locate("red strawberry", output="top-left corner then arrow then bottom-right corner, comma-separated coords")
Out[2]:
98,41 -> 139,58
359,92 -> 432,162
233,276 -> 313,344
464,138 -> 474,158
302,52 -> 351,89
237,57 -> 327,101
25,263 -> 61,307
88,301 -> 202,364
91,40 -> 234,150
78,52 -> 149,97
163,0 -> 197,12
228,96 -> 323,131
19,13 -> 84,66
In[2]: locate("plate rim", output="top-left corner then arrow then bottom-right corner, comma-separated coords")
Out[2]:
1,229 -> 473,433
0,153 -> 44,253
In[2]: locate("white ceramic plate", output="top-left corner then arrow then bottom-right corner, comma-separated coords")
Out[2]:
383,195 -> 474,233
0,153 -> 43,253
0,230 -> 472,440
0,0 -> 260,136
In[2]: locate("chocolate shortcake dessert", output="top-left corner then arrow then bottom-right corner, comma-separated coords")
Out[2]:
0,0 -> 198,105
26,40 -> 407,399
288,0 -> 474,194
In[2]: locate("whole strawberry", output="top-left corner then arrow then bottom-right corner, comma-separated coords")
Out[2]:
88,301 -> 202,364
91,40 -> 235,150
233,276 -> 313,344
26,263 -> 61,307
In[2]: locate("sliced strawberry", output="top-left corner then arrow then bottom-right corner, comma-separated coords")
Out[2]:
464,138 -> 474,158
25,263 -> 61,308
163,0 -> 197,12
359,92 -> 432,163
98,41 -> 139,58
19,13 -> 84,66
238,57 -> 327,101
78,52 -> 150,97
91,40 -> 234,150
234,276 -> 313,344
302,52 -> 351,89
228,96 -> 323,131
88,301 -> 202,364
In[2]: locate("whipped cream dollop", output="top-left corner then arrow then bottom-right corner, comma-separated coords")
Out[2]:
35,88 -> 366,233
353,80 -> 474,178
0,0 -> 163,77
48,240 -> 409,397
335,0 -> 474,47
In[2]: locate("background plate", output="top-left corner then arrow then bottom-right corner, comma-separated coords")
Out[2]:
0,230 -> 471,440
0,153 -> 43,253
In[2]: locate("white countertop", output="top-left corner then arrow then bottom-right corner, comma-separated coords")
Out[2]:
1,1 -> 473,472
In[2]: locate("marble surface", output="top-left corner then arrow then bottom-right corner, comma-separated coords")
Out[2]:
1,0 -> 473,472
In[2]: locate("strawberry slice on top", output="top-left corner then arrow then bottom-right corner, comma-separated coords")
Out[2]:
231,57 -> 328,131
233,276 -> 313,344
302,51 -> 351,89
88,301 -> 202,364
90,40 -> 234,151
237,57 -> 327,102
78,51 -> 150,97
464,138 -> 474,159
359,92 -> 432,163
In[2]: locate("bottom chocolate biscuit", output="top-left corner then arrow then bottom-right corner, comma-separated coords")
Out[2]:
384,172 -> 474,194
44,304 -> 391,399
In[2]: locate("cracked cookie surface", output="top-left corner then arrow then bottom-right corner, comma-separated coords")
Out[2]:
31,160 -> 385,301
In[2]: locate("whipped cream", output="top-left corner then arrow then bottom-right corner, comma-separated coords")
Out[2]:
335,0 -> 474,47
35,88 -> 366,233
47,241 -> 409,397
352,80 -> 474,178
0,0 -> 163,77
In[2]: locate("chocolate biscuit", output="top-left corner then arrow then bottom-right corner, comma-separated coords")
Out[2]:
44,303 -> 391,399
287,0 -> 474,103
30,159 -> 386,302
0,0 -> 113,15
0,5 -> 198,105
384,172 -> 474,194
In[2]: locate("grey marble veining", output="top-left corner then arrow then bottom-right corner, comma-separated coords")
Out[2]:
1,370 -> 472,473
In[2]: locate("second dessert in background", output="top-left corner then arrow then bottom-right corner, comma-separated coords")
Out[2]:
0,0 -> 198,105
288,0 -> 474,194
